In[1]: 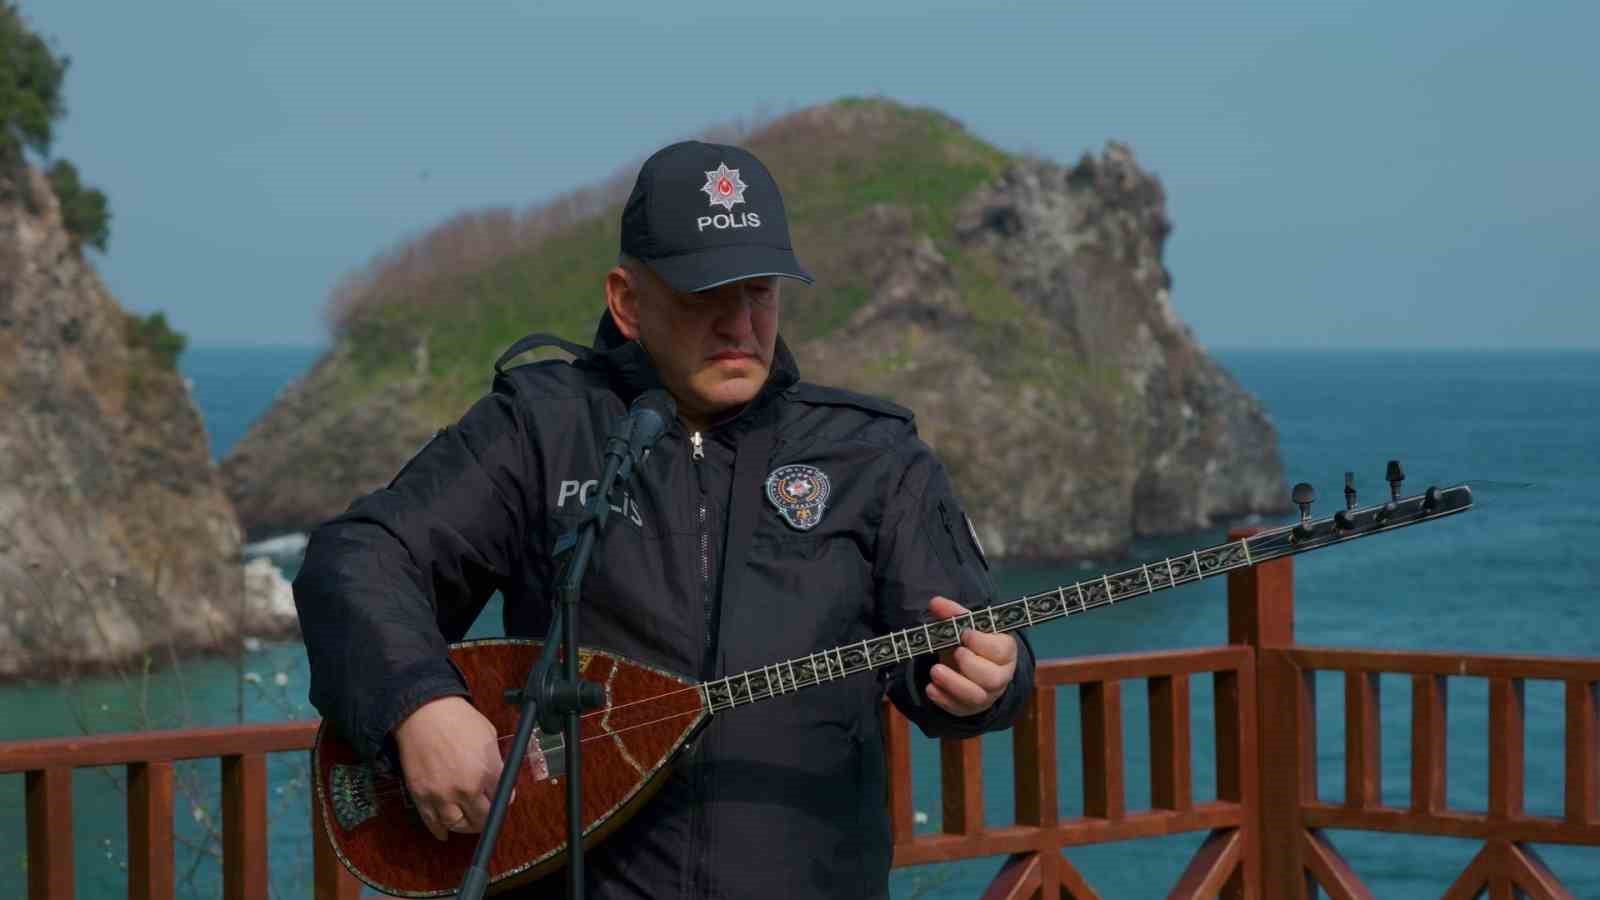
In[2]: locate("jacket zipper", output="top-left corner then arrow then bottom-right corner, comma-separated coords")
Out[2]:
690,429 -> 713,899
692,431 -> 711,668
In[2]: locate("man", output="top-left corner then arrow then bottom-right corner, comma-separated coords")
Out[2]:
294,140 -> 1035,898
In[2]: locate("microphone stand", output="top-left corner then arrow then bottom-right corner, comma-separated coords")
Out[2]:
458,395 -> 669,900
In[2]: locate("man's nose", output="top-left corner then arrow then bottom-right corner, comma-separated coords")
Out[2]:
711,292 -> 758,336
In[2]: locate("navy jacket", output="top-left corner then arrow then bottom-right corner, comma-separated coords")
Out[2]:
293,312 -> 1035,898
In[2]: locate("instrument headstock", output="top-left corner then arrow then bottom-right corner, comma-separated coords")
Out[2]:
1248,459 -> 1472,559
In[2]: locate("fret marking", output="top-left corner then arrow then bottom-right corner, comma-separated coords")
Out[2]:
1241,539 -> 1253,566
1056,586 -> 1068,616
1191,550 -> 1203,581
698,683 -> 712,713
1076,582 -> 1088,613
1102,574 -> 1116,604
1023,595 -> 1036,626
832,647 -> 848,678
922,622 -> 936,652
860,639 -> 873,670
786,659 -> 799,692
1142,564 -> 1155,594
743,671 -> 755,702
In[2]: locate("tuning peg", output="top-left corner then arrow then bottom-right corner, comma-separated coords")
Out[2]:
1423,486 -> 1441,511
1333,472 -> 1357,531
1376,461 -> 1403,524
1386,460 -> 1405,501
1292,482 -> 1316,539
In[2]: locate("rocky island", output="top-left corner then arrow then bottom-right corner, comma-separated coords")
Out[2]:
0,168 -> 294,679
224,99 -> 1286,559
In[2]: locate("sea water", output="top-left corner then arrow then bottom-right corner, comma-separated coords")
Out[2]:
0,348 -> 1594,897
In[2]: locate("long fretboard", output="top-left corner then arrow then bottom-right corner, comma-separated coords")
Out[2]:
699,482 -> 1473,714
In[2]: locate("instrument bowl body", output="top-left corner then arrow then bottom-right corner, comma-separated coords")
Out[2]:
312,639 -> 707,897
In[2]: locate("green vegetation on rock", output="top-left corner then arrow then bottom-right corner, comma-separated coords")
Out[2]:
126,310 -> 187,370
1,2 -> 112,251
47,158 -> 109,251
0,2 -> 63,165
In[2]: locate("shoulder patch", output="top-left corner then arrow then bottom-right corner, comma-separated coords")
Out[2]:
788,383 -> 913,422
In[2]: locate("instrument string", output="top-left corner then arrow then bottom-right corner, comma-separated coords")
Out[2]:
359,584 -> 1175,804
359,704 -> 717,802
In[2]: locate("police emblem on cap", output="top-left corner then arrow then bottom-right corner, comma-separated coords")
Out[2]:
765,464 -> 830,531
701,163 -> 748,211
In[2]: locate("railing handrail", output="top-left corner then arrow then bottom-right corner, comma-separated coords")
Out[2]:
0,720 -> 318,773
1285,644 -> 1600,679
1033,644 -> 1251,684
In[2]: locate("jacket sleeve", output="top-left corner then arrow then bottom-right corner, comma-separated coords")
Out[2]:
872,430 -> 1035,739
292,381 -> 539,761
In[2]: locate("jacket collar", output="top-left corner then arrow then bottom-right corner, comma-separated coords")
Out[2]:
587,309 -> 800,429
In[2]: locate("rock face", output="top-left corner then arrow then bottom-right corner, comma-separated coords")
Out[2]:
221,344 -> 436,544
0,168 -> 281,679
801,145 -> 1285,557
225,102 -> 1286,559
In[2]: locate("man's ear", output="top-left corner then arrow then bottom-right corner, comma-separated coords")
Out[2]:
604,266 -> 641,341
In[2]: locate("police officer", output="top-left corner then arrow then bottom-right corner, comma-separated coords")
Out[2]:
294,140 -> 1036,898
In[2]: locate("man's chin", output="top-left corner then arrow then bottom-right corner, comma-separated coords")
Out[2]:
693,373 -> 766,414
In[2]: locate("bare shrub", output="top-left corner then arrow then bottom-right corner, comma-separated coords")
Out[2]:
323,107 -> 784,336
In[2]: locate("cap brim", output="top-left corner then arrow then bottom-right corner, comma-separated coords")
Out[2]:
644,244 -> 814,294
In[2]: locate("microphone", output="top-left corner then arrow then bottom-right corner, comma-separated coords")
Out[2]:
625,389 -> 676,469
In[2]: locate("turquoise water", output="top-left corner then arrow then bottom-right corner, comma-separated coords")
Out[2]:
2,348 -> 1596,897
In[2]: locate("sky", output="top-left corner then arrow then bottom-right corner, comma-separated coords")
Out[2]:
16,0 -> 1599,349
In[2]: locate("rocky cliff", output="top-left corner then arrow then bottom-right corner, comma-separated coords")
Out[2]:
0,168 -> 288,679
225,99 -> 1287,558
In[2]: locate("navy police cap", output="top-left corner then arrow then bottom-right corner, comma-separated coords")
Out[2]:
620,140 -> 814,293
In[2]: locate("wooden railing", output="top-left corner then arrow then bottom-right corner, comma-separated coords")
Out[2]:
884,644 -> 1258,897
3,532 -> 1596,898
0,722 -> 359,900
1275,647 -> 1600,899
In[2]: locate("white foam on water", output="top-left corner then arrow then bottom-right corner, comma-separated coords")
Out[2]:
242,532 -> 308,559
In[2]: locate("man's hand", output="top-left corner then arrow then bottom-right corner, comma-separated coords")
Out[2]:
392,696 -> 505,841
924,596 -> 1018,718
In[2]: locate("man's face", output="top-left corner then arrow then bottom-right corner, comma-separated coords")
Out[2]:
606,263 -> 781,428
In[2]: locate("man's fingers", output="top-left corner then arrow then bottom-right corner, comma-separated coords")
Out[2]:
929,661 -> 989,711
927,595 -> 967,619
925,683 -> 966,716
961,627 -> 1017,665
951,645 -> 1012,694
462,790 -> 492,833
427,803 -> 466,841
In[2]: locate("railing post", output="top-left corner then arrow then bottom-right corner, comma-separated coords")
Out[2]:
940,737 -> 984,835
222,753 -> 269,900
1149,674 -> 1194,811
128,760 -> 176,900
1567,680 -> 1599,824
1228,527 -> 1299,899
1489,678 -> 1526,820
883,702 -> 915,847
26,766 -> 74,900
1012,685 -> 1060,890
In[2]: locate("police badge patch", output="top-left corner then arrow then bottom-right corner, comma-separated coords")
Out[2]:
765,464 -> 830,531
